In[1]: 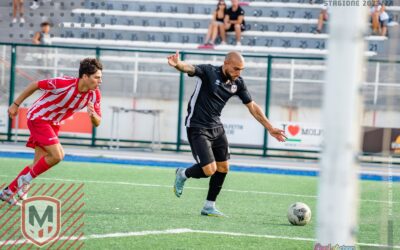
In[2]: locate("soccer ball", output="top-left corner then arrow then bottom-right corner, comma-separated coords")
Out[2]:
287,202 -> 312,226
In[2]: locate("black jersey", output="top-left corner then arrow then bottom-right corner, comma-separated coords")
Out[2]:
185,64 -> 252,129
226,6 -> 245,25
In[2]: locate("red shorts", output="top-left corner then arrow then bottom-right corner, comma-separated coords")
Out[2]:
26,119 -> 60,149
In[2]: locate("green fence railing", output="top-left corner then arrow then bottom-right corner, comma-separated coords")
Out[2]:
1,42 -> 399,161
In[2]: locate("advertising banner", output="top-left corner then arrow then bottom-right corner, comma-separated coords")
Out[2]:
268,122 -> 323,151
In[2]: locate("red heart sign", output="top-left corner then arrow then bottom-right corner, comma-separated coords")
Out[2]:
288,125 -> 300,136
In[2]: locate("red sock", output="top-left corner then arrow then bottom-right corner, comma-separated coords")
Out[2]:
30,157 -> 51,178
8,166 -> 31,192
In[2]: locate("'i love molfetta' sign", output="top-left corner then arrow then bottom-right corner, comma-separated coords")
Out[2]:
268,122 -> 323,151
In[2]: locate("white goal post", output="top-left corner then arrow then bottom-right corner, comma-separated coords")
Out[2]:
316,4 -> 368,246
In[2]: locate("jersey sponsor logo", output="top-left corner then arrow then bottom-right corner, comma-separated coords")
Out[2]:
231,85 -> 237,93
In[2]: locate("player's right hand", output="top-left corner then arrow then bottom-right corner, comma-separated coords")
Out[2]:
87,101 -> 95,117
167,50 -> 180,67
8,103 -> 19,119
269,127 -> 287,142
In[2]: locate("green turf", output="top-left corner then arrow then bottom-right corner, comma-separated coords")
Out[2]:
0,157 -> 398,249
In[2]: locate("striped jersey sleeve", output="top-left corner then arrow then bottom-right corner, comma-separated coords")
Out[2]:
27,76 -> 102,123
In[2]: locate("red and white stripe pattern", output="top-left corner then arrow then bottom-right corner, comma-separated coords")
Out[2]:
27,77 -> 101,124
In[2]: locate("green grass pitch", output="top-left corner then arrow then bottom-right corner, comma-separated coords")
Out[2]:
0,157 -> 398,249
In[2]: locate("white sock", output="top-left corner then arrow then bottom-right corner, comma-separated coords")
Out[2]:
23,172 -> 33,182
180,169 -> 187,179
4,188 -> 12,195
204,200 -> 215,208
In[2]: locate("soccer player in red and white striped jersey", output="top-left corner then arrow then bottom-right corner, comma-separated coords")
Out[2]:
0,58 -> 103,206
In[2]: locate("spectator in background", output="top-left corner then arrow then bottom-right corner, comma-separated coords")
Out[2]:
32,21 -> 52,45
202,0 -> 227,46
32,21 -> 52,77
370,0 -> 389,36
12,0 -> 25,23
224,0 -> 246,46
314,5 -> 328,34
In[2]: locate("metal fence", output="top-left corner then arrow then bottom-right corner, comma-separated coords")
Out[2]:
0,42 -> 399,159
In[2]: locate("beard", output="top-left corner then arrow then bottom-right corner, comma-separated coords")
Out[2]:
226,71 -> 236,81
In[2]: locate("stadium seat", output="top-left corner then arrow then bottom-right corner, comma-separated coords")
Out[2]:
34,0 -> 394,56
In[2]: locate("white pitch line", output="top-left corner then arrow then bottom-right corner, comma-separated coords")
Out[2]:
0,175 -> 398,204
0,229 -> 193,246
0,228 -> 399,249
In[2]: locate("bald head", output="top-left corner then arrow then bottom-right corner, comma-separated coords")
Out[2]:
225,51 -> 244,64
223,51 -> 245,81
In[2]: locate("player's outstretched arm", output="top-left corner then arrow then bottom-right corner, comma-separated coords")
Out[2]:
8,82 -> 39,119
245,101 -> 287,142
87,101 -> 101,127
167,50 -> 195,75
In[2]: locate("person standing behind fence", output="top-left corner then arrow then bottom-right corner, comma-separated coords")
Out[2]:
32,21 -> 52,45
224,0 -> 246,46
32,21 -> 52,77
12,0 -> 25,23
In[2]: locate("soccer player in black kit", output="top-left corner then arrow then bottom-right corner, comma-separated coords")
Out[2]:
167,51 -> 286,217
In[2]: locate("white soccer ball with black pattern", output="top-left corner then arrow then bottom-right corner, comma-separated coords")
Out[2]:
287,202 -> 311,226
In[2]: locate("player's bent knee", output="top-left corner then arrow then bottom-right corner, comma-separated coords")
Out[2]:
217,164 -> 229,173
49,152 -> 64,164
202,162 -> 217,176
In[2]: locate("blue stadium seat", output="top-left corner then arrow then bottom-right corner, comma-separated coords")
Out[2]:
106,3 -> 114,10
48,1 -> 390,56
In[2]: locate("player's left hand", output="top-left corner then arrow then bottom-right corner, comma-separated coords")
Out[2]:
269,127 -> 287,142
8,103 -> 19,119
167,50 -> 180,67
87,101 -> 95,117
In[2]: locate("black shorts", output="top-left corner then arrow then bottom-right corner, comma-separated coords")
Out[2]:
226,23 -> 246,32
187,126 -> 230,167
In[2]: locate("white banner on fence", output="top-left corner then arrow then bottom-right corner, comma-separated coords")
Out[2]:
0,106 -> 8,133
268,122 -> 323,151
223,118 -> 264,145
181,118 -> 264,146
